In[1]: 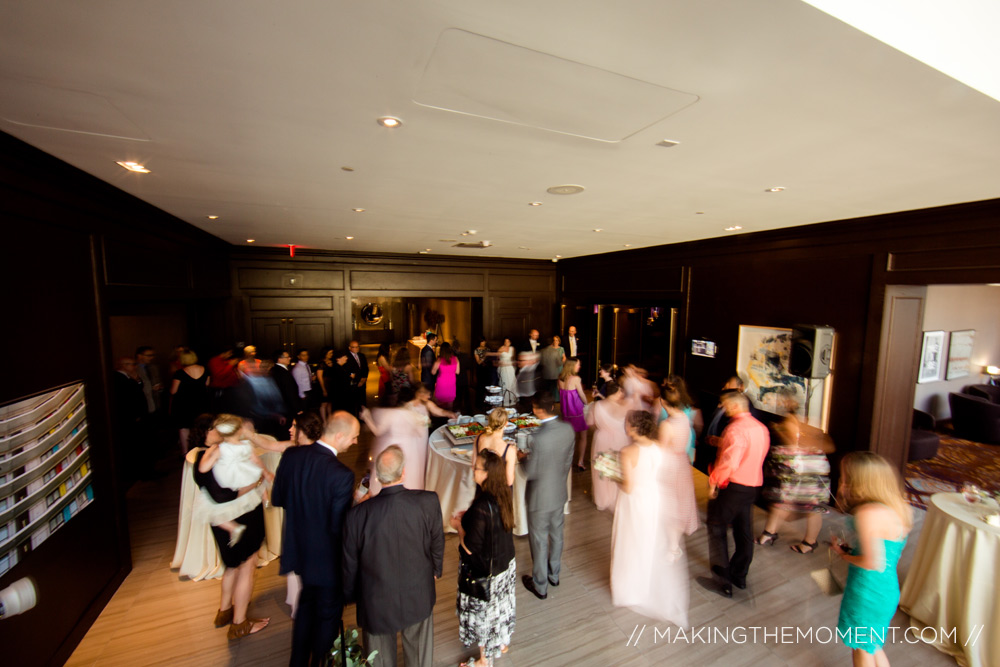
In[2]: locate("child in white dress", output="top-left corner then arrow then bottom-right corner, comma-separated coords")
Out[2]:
195,414 -> 273,546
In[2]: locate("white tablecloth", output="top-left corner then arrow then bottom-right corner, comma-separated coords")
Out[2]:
426,427 -> 531,536
171,448 -> 284,580
900,492 -> 1000,667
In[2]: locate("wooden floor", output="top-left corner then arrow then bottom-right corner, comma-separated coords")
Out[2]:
67,430 -> 957,667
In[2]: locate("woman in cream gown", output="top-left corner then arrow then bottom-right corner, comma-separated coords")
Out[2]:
611,410 -> 696,627
587,382 -> 629,512
496,338 -> 517,407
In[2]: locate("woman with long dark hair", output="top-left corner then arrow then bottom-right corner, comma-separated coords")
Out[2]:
316,347 -> 336,420
388,346 -> 417,406
453,450 -> 516,667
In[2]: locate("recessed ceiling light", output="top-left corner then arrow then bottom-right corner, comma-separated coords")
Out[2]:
624,244 -> 632,248
695,211 -> 705,215
765,186 -> 785,192
519,246 -> 530,250
725,225 -> 743,231
377,116 -> 403,128
555,255 -> 562,258
116,161 -> 150,173
246,239 -> 255,243
655,139 -> 680,148
466,229 -> 477,235
528,202 -> 543,207
341,166 -> 355,172
546,184 -> 585,195
345,236 -> 354,240
206,215 -> 219,220
593,229 -> 603,232
352,208 -> 365,212
418,250 -> 429,254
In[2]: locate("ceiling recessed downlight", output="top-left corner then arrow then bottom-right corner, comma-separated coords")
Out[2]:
377,116 -> 403,128
546,184 -> 584,195
624,244 -> 632,248
519,246 -> 530,250
725,225 -> 743,231
116,160 -> 149,173
345,236 -> 354,240
765,186 -> 785,192
206,215 -> 219,220
593,229 -> 603,232
246,239 -> 255,243
655,139 -> 680,148
352,208 -> 365,212
528,202 -> 543,206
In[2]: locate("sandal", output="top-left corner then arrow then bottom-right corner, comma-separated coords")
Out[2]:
227,617 -> 269,640
790,540 -> 819,554
755,530 -> 779,546
213,607 -> 234,628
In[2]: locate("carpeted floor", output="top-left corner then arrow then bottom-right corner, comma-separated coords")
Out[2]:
904,433 -> 1000,509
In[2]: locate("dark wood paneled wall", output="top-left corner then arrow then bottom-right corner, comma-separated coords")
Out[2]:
230,249 -> 557,351
0,131 -> 231,666
559,199 -> 1000,461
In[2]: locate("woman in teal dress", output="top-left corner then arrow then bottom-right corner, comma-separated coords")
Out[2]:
832,452 -> 912,666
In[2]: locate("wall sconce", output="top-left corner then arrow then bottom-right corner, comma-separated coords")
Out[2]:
985,365 -> 1000,386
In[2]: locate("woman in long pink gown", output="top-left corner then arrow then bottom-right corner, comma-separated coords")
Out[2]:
360,384 -> 454,495
611,410 -> 696,627
658,386 -> 700,557
587,382 -> 629,512
432,342 -> 460,409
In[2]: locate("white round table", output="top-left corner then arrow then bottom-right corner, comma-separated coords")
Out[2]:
899,492 -> 1000,667
425,426 -> 530,536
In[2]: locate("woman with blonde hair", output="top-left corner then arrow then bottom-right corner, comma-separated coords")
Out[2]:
170,348 -> 210,455
473,407 -> 517,487
558,357 -> 589,471
832,452 -> 912,667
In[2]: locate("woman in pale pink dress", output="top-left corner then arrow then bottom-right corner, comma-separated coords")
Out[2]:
587,382 -> 629,512
611,410 -> 696,627
620,365 -> 656,414
658,386 -> 700,558
360,384 -> 455,495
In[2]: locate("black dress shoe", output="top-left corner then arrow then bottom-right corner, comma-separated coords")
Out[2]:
696,576 -> 732,598
548,577 -> 559,587
711,565 -> 730,582
522,575 -> 547,600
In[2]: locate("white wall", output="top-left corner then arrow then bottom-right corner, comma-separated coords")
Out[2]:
913,285 -> 1000,420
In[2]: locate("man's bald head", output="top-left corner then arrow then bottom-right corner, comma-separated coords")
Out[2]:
375,445 -> 405,485
325,411 -> 360,453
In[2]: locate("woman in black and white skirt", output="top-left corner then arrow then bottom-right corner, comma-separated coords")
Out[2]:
452,449 -> 516,667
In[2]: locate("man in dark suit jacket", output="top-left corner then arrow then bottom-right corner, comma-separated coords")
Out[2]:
420,333 -> 437,389
519,392 -> 574,600
344,340 -> 369,416
523,328 -> 541,355
272,411 -> 359,667
343,446 -> 444,667
270,349 -> 302,439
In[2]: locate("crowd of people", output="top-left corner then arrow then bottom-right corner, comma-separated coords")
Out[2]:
151,329 -> 914,667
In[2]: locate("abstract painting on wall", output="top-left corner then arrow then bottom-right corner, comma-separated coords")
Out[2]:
0,383 -> 93,576
945,329 -> 975,381
736,325 -> 829,428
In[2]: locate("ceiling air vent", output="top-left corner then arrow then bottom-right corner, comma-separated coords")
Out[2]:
452,241 -> 492,248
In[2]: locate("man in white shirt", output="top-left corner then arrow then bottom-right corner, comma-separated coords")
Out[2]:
291,348 -> 313,404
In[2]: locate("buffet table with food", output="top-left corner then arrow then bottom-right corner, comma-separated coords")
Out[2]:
425,412 -> 546,536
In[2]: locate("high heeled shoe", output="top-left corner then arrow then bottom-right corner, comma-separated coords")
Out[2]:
790,540 -> 819,554
754,530 -> 778,546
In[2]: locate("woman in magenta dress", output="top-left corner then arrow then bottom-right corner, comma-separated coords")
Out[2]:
432,341 -> 460,409
587,381 -> 630,511
558,357 -> 589,471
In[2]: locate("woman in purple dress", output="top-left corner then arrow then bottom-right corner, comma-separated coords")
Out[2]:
558,357 -> 589,471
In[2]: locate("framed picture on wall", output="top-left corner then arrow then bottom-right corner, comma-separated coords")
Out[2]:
917,330 -> 946,383
945,329 -> 975,380
735,325 -> 829,429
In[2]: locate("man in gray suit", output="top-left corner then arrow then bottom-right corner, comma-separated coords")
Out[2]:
519,392 -> 574,600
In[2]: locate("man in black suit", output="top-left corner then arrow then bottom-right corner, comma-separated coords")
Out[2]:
523,328 -> 541,355
272,411 -> 359,667
270,349 -> 302,440
343,446 -> 444,667
344,340 -> 369,416
420,333 -> 437,390
564,325 -> 586,383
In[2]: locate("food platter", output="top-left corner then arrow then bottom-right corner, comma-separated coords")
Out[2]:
444,422 -> 485,445
510,415 -> 542,429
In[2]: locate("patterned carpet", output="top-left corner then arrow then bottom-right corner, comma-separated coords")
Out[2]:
904,434 -> 1000,509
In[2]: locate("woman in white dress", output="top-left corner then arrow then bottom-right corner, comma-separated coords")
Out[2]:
496,338 -> 517,407
611,410 -> 692,627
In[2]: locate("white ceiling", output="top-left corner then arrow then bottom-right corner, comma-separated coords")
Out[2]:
2,0 -> 999,260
